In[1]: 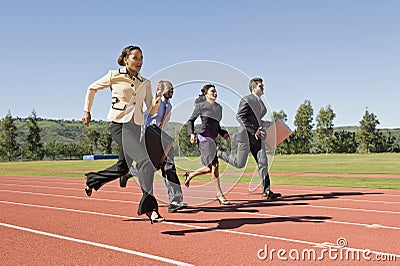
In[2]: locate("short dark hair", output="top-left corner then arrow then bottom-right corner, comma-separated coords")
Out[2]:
249,78 -> 263,92
201,84 -> 215,95
195,84 -> 215,103
117,45 -> 142,66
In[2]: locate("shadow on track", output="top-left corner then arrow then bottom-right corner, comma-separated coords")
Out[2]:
161,215 -> 331,236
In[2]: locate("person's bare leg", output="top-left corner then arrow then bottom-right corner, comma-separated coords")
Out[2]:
184,165 -> 211,187
212,164 -> 230,204
212,164 -> 223,195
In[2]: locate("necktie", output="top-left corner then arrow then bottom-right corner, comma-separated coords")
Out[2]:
159,101 -> 170,129
257,99 -> 265,124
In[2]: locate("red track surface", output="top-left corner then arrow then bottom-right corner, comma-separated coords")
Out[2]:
1,175 -> 399,265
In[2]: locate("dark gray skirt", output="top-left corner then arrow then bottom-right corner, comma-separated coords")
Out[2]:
198,136 -> 218,166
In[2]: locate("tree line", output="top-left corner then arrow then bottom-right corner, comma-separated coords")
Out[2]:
1,100 -> 399,161
272,100 -> 399,154
0,110 -> 115,161
177,99 -> 399,155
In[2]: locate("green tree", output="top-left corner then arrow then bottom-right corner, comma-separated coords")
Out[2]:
0,111 -> 19,161
80,139 -> 94,155
98,126 -> 112,154
356,109 -> 380,153
84,127 -> 100,154
45,140 -> 63,160
61,142 -> 83,159
333,130 -> 357,153
293,100 -> 314,153
178,124 -> 199,157
216,131 -> 231,154
272,110 -> 288,122
316,105 -> 336,153
24,110 -> 44,160
272,110 -> 292,154
385,132 -> 400,152
374,131 -> 399,153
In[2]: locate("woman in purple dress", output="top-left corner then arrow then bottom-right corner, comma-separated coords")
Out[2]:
185,84 -> 231,205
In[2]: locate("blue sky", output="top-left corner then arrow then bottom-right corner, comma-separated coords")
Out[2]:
1,0 -> 399,129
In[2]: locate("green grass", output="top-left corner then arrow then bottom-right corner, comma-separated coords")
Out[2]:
268,153 -> 400,175
1,153 -> 399,189
270,176 -> 399,190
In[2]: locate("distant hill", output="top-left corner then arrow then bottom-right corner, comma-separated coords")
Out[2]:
12,118 -> 109,145
3,118 -> 399,147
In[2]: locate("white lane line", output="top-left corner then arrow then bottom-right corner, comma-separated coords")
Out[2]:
331,198 -> 400,205
229,209 -> 400,230
273,187 -> 400,197
192,204 -> 400,230
2,188 -> 400,217
1,200 -> 399,260
0,187 -> 209,201
0,181 -> 222,201
0,183 -> 144,196
9,195 -> 399,232
2,181 -> 400,206
0,200 -> 139,219
310,204 -> 400,215
2,175 -> 400,197
3,176 -> 400,197
2,199 -> 400,231
0,222 -> 193,266
0,189 -> 134,204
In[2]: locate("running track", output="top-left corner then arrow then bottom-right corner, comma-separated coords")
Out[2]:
1,175 -> 399,265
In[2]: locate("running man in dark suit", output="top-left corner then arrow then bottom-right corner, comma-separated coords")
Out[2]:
218,77 -> 281,200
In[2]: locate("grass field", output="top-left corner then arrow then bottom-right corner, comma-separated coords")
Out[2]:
1,153 -> 399,189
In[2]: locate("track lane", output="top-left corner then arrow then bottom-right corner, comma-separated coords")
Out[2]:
1,176 -> 399,265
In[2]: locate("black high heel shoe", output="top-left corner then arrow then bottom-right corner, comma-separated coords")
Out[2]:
217,194 -> 231,205
85,186 -> 92,197
183,172 -> 190,187
145,211 -> 165,224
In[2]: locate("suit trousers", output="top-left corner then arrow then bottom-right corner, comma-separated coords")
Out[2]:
219,126 -> 250,168
85,122 -> 158,215
85,123 -> 129,190
249,135 -> 270,193
161,146 -> 183,204
127,146 -> 183,205
219,141 -> 249,169
219,130 -> 270,193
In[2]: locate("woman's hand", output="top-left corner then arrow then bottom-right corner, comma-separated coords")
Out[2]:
82,112 -> 91,126
223,133 -> 230,140
190,134 -> 196,144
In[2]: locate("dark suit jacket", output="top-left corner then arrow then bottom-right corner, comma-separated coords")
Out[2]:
236,93 -> 267,137
187,100 -> 227,138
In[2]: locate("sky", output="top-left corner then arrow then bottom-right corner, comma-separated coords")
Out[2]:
1,0 -> 399,129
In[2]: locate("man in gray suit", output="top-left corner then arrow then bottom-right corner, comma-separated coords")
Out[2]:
218,77 -> 281,200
